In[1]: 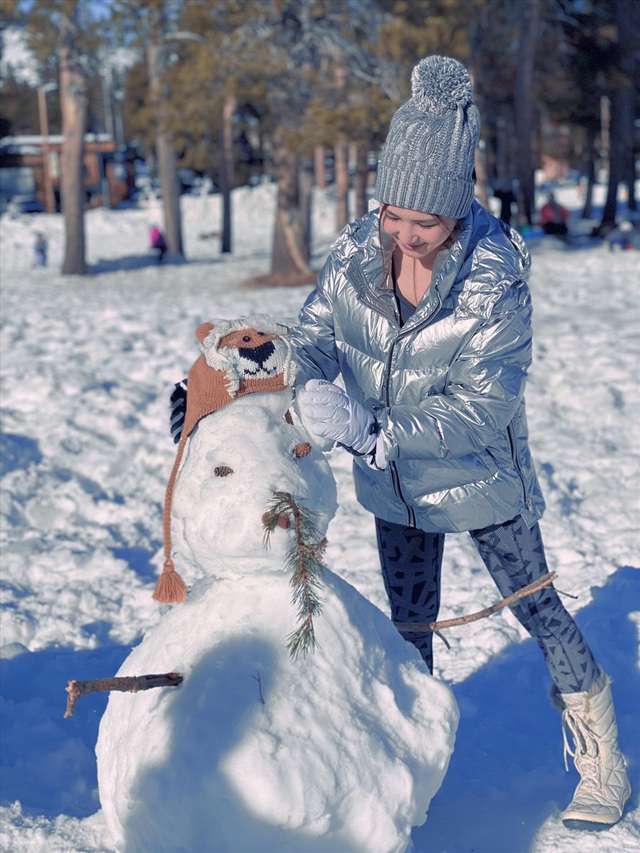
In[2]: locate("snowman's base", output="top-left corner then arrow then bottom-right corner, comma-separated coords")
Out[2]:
96,570 -> 458,853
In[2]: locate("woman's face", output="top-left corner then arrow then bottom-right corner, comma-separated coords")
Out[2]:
382,205 -> 457,261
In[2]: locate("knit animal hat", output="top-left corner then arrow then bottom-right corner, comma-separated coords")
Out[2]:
153,315 -> 297,604
374,55 -> 480,218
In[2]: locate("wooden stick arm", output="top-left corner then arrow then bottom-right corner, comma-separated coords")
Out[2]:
64,672 -> 183,718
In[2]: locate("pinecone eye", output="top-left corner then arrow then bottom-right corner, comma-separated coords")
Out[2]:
214,465 -> 234,477
242,335 -> 251,342
293,443 -> 312,458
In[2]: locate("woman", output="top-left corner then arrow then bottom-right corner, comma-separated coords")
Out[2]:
292,55 -> 630,829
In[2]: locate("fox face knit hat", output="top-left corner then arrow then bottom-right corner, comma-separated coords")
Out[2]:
374,55 -> 480,218
153,315 -> 297,605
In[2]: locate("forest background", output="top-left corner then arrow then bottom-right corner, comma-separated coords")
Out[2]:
0,0 -> 638,277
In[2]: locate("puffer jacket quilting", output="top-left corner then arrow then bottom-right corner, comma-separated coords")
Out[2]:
291,201 -> 545,533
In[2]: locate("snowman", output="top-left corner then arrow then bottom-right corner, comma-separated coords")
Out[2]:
96,315 -> 458,853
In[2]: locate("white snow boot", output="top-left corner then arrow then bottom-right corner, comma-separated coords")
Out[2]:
555,669 -> 631,829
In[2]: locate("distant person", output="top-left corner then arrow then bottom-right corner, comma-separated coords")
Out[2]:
149,225 -> 167,263
540,193 -> 569,239
33,232 -> 48,267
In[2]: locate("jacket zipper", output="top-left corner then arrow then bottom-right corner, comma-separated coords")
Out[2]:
507,421 -> 533,513
383,295 -> 442,529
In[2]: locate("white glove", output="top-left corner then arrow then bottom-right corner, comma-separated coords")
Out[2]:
300,379 -> 377,455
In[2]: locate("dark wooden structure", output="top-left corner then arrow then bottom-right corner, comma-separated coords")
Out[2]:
0,134 -> 134,212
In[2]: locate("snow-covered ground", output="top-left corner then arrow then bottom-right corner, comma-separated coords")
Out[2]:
1,182 -> 638,852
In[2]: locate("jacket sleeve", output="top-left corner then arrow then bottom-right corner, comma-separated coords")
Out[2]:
290,255 -> 343,385
379,280 -> 533,461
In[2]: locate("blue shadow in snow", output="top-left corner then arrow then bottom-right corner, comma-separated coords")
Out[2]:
87,254 -> 225,275
109,546 -> 159,582
411,565 -> 639,853
0,643 -> 134,818
0,433 -> 42,476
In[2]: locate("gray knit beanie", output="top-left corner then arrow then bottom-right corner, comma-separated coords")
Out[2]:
374,55 -> 480,218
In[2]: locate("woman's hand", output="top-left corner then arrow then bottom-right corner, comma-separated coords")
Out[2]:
300,380 -> 378,456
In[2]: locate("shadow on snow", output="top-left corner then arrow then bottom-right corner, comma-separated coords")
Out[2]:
411,564 -> 639,853
0,566 -> 637,848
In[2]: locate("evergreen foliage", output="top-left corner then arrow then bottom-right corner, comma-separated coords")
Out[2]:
1,0 -> 637,251
263,490 -> 328,660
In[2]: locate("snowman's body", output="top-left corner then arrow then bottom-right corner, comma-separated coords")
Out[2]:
96,389 -> 458,853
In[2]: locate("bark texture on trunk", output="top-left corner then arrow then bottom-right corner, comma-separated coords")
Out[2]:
599,0 -> 638,230
514,0 -> 540,226
353,143 -> 368,220
219,94 -> 237,255
271,138 -> 311,278
334,137 -> 349,230
148,37 -> 184,258
60,7 -> 88,276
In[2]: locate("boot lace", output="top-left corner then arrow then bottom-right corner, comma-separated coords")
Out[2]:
562,708 -> 599,791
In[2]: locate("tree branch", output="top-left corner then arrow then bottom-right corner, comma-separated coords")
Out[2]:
64,672 -> 183,718
395,571 -> 559,637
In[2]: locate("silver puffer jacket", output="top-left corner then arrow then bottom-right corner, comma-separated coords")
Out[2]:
291,201 -> 545,533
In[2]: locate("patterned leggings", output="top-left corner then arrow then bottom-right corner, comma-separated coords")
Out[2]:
375,515 -> 600,694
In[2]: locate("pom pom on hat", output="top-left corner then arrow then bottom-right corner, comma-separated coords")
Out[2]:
411,55 -> 473,115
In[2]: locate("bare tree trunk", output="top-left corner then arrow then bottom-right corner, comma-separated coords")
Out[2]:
474,140 -> 489,209
620,0 -> 638,213
624,93 -> 637,212
299,157 -> 313,259
271,137 -> 311,279
353,143 -> 368,219
37,86 -> 56,214
334,137 -> 349,229
599,89 -> 629,232
314,145 -> 326,189
581,126 -> 597,220
334,64 -> 349,230
467,16 -> 491,211
599,0 -> 638,227
148,35 -> 184,259
220,94 -> 236,254
59,5 -> 87,276
514,0 -> 540,226
582,157 -> 596,220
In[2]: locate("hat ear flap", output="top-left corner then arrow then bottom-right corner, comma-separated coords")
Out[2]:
196,322 -> 214,344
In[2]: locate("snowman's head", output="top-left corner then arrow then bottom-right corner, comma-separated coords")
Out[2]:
156,316 -> 336,604
172,391 -> 337,575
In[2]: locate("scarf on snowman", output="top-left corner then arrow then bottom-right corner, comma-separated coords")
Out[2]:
153,315 -> 297,604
